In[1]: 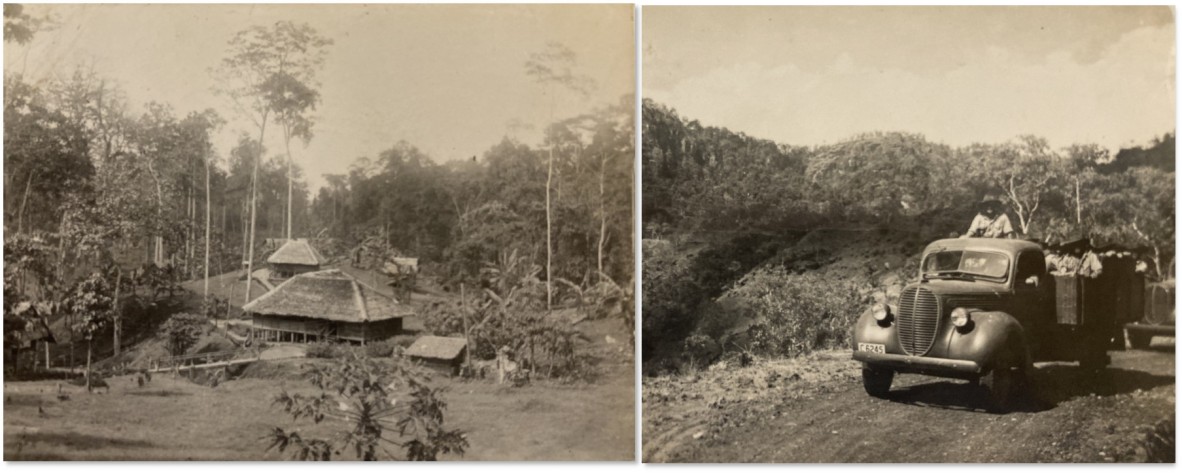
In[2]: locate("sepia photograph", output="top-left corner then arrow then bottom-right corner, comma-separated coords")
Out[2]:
642,6 -> 1175,463
3,3 -> 635,461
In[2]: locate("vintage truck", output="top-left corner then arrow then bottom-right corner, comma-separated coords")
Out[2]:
851,237 -> 1142,412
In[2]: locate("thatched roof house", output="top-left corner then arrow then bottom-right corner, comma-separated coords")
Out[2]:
405,336 -> 467,375
267,239 -> 329,279
243,269 -> 411,344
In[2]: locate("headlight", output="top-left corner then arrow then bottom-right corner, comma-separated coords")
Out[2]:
872,303 -> 892,322
951,307 -> 971,328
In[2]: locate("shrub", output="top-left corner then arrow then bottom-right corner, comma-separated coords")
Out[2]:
642,234 -> 790,361
364,340 -> 396,358
682,332 -> 720,366
159,313 -> 208,356
391,335 -> 417,349
305,342 -> 342,359
268,354 -> 468,461
727,269 -> 871,358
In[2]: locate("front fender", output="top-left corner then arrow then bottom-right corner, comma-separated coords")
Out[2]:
852,307 -> 902,354
943,310 -> 1029,371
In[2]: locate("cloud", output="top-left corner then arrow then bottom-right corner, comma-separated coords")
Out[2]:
647,24 -> 1175,153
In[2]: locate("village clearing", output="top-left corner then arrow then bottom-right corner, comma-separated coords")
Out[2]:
5,266 -> 635,461
5,315 -> 633,461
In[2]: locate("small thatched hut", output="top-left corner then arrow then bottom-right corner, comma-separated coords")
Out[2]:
404,336 -> 467,375
243,269 -> 411,344
267,239 -> 329,280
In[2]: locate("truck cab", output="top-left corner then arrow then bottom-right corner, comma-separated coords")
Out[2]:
851,237 -> 1119,412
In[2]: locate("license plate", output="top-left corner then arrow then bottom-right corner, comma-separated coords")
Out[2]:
858,343 -> 885,354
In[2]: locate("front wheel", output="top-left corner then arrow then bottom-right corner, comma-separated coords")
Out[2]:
1079,350 -> 1110,373
981,357 -> 1019,413
862,366 -> 894,398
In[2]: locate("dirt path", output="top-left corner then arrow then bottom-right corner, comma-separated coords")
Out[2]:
644,344 -> 1175,463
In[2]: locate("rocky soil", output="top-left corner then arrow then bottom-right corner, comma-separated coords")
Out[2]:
644,342 -> 1174,463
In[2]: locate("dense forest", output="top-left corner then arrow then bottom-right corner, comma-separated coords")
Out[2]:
307,95 -> 634,285
3,14 -> 634,373
642,98 -> 1174,366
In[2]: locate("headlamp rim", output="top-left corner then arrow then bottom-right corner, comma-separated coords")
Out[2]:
951,307 -> 971,327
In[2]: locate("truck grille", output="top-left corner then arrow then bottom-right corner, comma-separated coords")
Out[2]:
897,287 -> 940,355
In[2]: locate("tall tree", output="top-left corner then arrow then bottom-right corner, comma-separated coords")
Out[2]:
3,75 -> 92,235
215,21 -> 332,303
525,42 -> 595,311
268,72 -> 321,240
175,110 -> 224,305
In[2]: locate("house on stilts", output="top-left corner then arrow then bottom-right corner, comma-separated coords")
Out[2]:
242,268 -> 412,344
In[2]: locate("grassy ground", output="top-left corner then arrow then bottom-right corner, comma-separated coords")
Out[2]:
5,317 -> 635,461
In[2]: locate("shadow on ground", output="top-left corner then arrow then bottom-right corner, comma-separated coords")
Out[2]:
885,360 -> 1175,414
8,431 -> 157,451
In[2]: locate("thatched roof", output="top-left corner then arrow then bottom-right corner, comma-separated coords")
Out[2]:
267,239 -> 329,266
11,317 -> 56,349
242,269 -> 412,323
405,336 -> 467,361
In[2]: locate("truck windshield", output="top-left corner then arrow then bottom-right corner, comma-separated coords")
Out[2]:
922,250 -> 1009,280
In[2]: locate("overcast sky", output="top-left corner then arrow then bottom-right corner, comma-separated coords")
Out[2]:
644,6 -> 1175,152
5,4 -> 634,191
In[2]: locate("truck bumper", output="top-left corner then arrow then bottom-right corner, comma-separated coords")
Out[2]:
853,351 -> 984,378
1125,323 -> 1175,336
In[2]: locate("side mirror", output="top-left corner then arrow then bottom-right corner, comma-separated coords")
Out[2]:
1024,275 -> 1039,287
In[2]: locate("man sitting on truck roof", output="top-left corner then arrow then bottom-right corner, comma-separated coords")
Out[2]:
963,195 -> 1015,239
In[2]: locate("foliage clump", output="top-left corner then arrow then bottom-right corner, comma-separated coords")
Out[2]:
159,312 -> 208,357
267,354 -> 468,461
422,250 -> 602,382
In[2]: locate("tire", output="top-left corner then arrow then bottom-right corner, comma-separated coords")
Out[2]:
982,356 -> 1017,413
1079,349 -> 1110,373
862,366 -> 893,398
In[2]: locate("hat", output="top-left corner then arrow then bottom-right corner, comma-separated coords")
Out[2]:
1095,242 -> 1124,253
1059,234 -> 1090,251
977,194 -> 1004,210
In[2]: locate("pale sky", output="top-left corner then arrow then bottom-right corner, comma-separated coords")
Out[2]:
5,4 -> 635,190
644,6 -> 1175,152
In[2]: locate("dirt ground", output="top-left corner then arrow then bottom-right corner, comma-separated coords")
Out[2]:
643,339 -> 1174,463
4,317 -> 635,461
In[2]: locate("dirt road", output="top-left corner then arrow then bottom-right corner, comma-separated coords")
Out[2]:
643,342 -> 1174,463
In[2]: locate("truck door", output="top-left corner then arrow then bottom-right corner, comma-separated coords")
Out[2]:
1013,250 -> 1051,336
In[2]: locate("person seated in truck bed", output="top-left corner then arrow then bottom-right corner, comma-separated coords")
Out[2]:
1133,245 -> 1159,281
1049,236 -> 1103,278
963,195 -> 1015,239
1044,240 -> 1063,270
